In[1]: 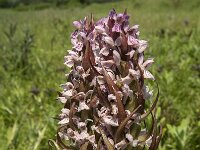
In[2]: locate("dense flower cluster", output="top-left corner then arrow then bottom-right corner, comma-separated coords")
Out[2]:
55,9 -> 162,150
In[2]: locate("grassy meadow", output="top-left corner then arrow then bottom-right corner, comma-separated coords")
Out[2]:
0,0 -> 200,149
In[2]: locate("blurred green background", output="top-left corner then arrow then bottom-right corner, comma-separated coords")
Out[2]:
0,0 -> 200,149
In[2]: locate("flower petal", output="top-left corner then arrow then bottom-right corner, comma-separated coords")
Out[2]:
127,35 -> 138,46
142,58 -> 154,69
104,36 -> 115,46
129,69 -> 140,79
138,40 -> 148,53
95,25 -> 105,34
99,47 -> 109,56
143,70 -> 155,80
112,23 -> 121,32
58,118 -> 69,125
73,21 -> 82,29
113,50 -> 121,66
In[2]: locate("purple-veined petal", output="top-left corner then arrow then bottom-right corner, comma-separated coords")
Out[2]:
71,30 -> 78,39
127,35 -> 139,46
103,115 -> 118,126
143,70 -> 155,80
142,58 -> 154,69
64,59 -> 74,68
112,23 -> 121,32
73,42 -> 83,51
138,40 -> 148,53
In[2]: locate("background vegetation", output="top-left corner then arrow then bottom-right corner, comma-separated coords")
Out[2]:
0,0 -> 200,149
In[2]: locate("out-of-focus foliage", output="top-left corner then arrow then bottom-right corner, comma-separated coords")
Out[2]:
0,0 -> 118,8
0,0 -> 200,149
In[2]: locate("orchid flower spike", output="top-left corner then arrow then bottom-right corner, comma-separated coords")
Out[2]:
53,9 -> 162,150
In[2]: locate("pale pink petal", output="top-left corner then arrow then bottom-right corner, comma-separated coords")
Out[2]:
103,115 -> 118,126
104,36 -> 115,46
115,140 -> 127,150
58,118 -> 69,125
61,108 -> 70,115
142,58 -> 154,69
138,40 -> 148,53
127,35 -> 139,46
125,133 -> 133,142
129,69 -> 140,79
137,54 -> 143,67
143,70 -> 155,80
108,94 -> 116,101
121,75 -> 132,85
113,50 -> 121,66
101,60 -> 115,68
62,89 -> 73,98
58,97 -> 67,103
95,25 -> 105,34
126,50 -> 135,58
73,21 -> 82,29
78,101 -> 89,112
99,47 -> 109,56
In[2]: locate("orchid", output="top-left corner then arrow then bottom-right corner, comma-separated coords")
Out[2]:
52,9 -> 162,150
